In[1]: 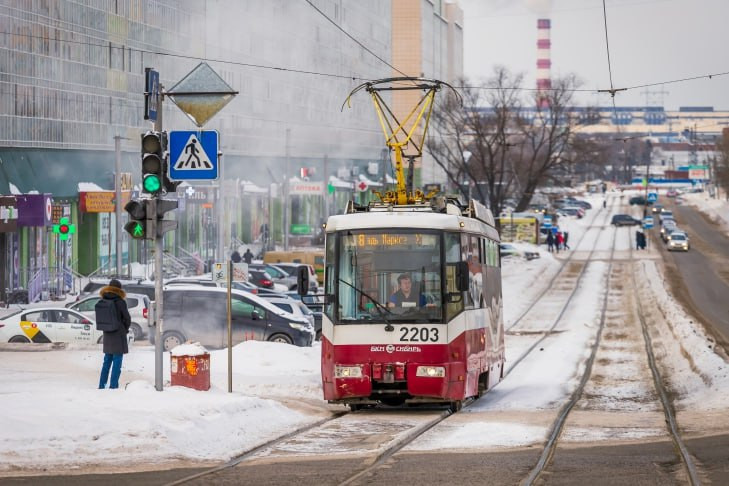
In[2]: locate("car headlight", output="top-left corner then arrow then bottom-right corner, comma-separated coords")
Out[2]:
416,366 -> 446,377
288,322 -> 310,331
335,365 -> 363,378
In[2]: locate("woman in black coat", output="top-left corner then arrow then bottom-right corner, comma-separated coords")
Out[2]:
96,279 -> 132,389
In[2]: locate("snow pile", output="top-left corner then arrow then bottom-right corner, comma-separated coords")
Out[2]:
682,192 -> 729,235
77,182 -> 106,192
638,260 -> 729,410
170,342 -> 208,357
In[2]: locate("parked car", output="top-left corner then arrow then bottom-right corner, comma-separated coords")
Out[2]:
611,214 -> 641,226
0,307 -> 133,346
283,292 -> 323,340
666,189 -> 678,198
150,286 -> 314,351
557,206 -> 584,218
166,276 -> 267,295
269,263 -> 319,293
248,264 -> 298,290
248,269 -> 275,289
629,196 -> 647,205
67,292 -> 150,341
667,231 -> 689,251
261,296 -> 316,330
80,279 -> 156,301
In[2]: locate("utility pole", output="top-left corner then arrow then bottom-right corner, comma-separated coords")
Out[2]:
114,135 -> 123,277
153,88 -> 164,392
323,154 -> 329,221
284,128 -> 290,251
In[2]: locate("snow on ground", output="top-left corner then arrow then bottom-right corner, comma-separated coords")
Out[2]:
0,341 -> 325,472
682,191 -> 729,235
638,260 -> 729,410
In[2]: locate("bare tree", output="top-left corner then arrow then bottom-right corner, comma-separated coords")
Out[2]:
427,67 -> 523,218
511,74 -> 581,211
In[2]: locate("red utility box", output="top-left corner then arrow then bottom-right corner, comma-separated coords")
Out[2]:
170,344 -> 210,391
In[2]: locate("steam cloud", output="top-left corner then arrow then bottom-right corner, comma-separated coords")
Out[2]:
525,0 -> 553,15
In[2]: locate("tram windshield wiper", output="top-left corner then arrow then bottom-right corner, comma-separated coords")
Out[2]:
337,278 -> 395,331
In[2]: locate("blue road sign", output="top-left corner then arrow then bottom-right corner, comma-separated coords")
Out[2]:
168,130 -> 219,181
643,217 -> 654,229
144,68 -> 159,121
647,192 -> 658,203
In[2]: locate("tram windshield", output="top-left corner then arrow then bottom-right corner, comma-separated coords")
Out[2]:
335,230 -> 442,323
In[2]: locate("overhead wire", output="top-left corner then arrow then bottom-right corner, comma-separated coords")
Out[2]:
0,29 -> 727,100
300,0 -> 410,79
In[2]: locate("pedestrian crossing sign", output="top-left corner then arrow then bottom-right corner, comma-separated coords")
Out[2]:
168,130 -> 219,180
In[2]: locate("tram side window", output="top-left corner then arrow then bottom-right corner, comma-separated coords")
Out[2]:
463,234 -> 483,309
324,233 -> 336,321
445,232 -> 464,320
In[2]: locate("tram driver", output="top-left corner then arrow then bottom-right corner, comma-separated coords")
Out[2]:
387,273 -> 428,308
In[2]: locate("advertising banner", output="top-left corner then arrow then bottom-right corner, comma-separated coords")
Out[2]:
290,181 -> 324,195
79,191 -> 131,213
498,217 -> 539,244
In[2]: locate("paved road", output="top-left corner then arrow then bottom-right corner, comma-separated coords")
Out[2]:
654,201 -> 729,349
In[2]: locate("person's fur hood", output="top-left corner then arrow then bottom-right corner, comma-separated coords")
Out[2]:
99,286 -> 126,299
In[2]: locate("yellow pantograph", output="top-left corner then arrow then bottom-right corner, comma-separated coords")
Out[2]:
343,77 -> 460,205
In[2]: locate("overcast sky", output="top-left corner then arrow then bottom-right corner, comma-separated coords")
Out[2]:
460,0 -> 729,110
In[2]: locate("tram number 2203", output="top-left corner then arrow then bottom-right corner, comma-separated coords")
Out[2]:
399,326 -> 439,342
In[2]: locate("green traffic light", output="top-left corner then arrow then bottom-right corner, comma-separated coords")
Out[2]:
143,174 -> 162,193
132,222 -> 144,238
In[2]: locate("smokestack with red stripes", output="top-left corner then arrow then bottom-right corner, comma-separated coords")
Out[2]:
536,18 -> 551,108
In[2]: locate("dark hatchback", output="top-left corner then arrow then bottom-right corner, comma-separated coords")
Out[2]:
150,286 -> 314,351
611,214 -> 641,226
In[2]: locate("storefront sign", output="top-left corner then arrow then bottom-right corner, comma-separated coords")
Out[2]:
290,182 -> 324,195
17,194 -> 53,227
0,196 -> 18,232
79,191 -> 131,213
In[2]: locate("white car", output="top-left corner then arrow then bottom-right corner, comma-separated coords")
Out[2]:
667,231 -> 690,251
263,297 -> 316,329
67,292 -> 150,341
0,307 -> 134,346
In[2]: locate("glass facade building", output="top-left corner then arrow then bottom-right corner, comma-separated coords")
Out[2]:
0,0 -> 393,194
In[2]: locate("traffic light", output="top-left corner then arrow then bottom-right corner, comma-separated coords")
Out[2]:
53,217 -> 75,241
124,199 -> 155,240
124,198 -> 178,239
141,131 -> 166,195
155,198 -> 178,236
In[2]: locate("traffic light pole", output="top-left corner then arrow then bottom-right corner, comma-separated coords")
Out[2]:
115,136 -> 123,277
154,91 -> 164,392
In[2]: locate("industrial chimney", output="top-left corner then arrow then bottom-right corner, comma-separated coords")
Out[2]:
536,18 -> 551,108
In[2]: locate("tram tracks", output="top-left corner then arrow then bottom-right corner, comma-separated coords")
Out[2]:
167,197 -> 633,486
519,220 -> 702,485
506,200 -> 613,333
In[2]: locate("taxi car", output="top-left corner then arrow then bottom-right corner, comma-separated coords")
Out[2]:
0,307 -> 134,345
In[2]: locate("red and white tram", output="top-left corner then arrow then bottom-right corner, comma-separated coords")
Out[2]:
320,198 -> 504,411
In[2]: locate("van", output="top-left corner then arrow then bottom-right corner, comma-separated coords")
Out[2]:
150,286 -> 314,351
263,250 -> 325,284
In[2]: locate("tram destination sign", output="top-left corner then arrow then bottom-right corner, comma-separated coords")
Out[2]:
345,232 -> 437,249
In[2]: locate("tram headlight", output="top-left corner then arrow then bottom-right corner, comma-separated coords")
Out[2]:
416,366 -> 446,378
335,365 -> 363,378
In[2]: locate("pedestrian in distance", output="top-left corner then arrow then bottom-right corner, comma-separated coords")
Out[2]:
243,248 -> 254,264
603,199 -> 607,209
95,279 -> 131,389
556,232 -> 563,253
546,231 -> 554,252
635,230 -> 643,250
563,231 -> 570,250
231,250 -> 242,263
639,231 -> 647,250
